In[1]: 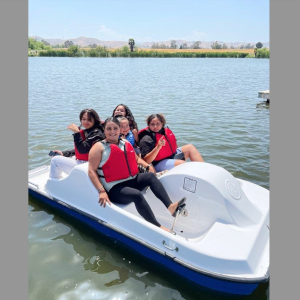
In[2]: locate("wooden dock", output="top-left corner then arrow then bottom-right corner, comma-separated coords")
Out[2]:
258,90 -> 270,103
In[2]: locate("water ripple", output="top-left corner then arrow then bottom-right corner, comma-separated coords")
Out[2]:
29,57 -> 269,299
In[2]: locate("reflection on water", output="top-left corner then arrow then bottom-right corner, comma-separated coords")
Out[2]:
29,58 -> 269,299
256,101 -> 270,109
29,198 -> 269,300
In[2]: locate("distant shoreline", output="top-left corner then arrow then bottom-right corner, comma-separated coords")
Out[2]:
28,48 -> 269,58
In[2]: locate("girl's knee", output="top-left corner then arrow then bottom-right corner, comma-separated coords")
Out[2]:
140,172 -> 156,182
187,143 -> 196,150
131,190 -> 144,202
182,144 -> 196,154
174,159 -> 186,166
147,172 -> 156,179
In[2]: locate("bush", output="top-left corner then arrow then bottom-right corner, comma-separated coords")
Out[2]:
256,48 -> 269,58
67,45 -> 79,57
32,47 -> 264,59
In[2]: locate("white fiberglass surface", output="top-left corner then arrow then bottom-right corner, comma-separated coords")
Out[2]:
28,167 -> 50,191
29,163 -> 269,244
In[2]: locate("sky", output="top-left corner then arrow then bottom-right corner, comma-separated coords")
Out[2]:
29,0 -> 269,43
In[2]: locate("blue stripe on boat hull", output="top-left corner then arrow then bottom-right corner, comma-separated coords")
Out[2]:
28,188 -> 258,295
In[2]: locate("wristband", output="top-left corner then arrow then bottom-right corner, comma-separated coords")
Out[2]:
97,187 -> 105,193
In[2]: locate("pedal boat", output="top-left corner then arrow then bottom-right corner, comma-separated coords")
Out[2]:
28,162 -> 269,295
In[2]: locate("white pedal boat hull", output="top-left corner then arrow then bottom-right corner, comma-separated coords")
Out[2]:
28,162 -> 269,295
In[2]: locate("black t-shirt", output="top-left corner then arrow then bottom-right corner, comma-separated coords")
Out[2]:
62,126 -> 105,157
139,127 -> 178,161
139,135 -> 155,157
139,128 -> 169,158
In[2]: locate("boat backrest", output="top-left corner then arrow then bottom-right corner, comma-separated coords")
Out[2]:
159,162 -> 262,234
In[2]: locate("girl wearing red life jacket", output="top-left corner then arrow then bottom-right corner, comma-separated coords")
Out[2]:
88,117 -> 186,231
49,108 -> 105,178
138,113 -> 204,172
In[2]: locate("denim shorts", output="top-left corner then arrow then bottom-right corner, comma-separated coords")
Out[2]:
154,147 -> 182,172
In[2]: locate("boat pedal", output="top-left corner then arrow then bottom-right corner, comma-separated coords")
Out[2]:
171,204 -> 186,231
181,208 -> 188,217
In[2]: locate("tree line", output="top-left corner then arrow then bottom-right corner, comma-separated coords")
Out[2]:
150,40 -> 264,50
28,37 -> 269,58
151,40 -> 202,49
28,37 -> 265,51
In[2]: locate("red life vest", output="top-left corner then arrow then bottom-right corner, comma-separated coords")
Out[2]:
74,130 -> 89,161
100,141 -> 139,183
138,127 -> 177,162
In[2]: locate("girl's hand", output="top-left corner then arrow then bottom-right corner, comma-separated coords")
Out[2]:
99,192 -> 111,208
67,123 -> 80,133
53,150 -> 63,156
132,129 -> 139,142
149,165 -> 156,174
157,136 -> 166,149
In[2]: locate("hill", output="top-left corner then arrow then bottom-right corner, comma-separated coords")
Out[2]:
30,36 -> 269,49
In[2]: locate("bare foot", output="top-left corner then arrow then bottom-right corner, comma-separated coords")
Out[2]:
168,197 -> 186,216
160,225 -> 170,232
168,202 -> 178,215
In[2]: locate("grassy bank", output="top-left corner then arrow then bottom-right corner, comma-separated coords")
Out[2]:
29,47 -> 269,58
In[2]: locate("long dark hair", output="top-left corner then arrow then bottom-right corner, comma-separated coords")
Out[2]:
103,117 -> 120,129
112,104 -> 138,131
146,113 -> 166,127
79,108 -> 103,131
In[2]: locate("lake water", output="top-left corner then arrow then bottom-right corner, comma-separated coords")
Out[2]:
28,57 -> 269,300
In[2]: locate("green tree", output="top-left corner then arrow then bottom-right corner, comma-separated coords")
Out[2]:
222,43 -> 228,49
64,40 -> 74,48
254,48 -> 258,57
211,41 -> 222,49
170,40 -> 177,49
128,38 -> 135,52
192,41 -> 201,49
256,42 -> 263,48
53,44 -> 64,48
182,43 -> 188,49
245,43 -> 254,49
28,37 -> 44,50
256,47 -> 269,58
121,45 -> 130,55
151,42 -> 159,49
28,37 -> 36,49
89,43 -> 98,48
41,39 -> 50,46
67,45 -> 79,57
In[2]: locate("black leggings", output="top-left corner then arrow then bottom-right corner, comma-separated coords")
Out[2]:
108,172 -> 172,227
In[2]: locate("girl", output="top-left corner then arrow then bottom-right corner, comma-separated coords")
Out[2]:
49,108 -> 105,178
138,113 -> 204,172
118,116 -> 140,156
88,117 -> 186,231
112,104 -> 139,143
